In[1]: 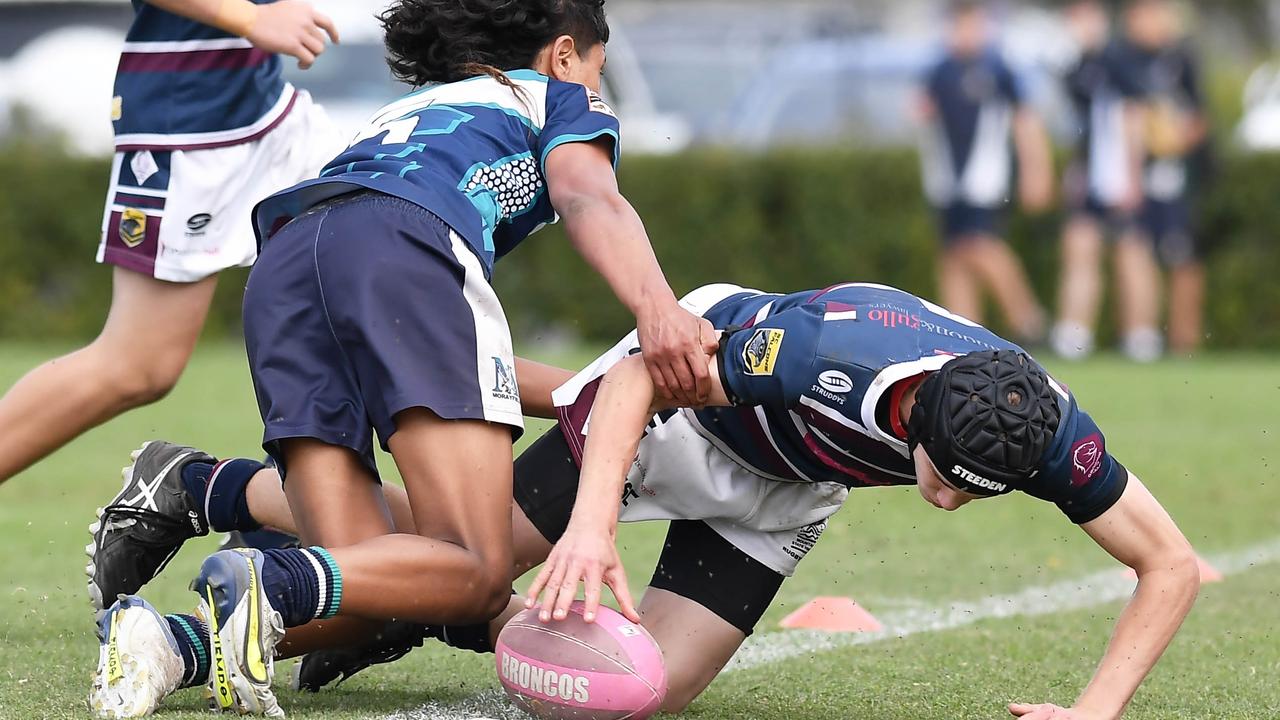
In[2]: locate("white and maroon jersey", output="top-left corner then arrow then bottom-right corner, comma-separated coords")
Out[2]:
112,0 -> 293,151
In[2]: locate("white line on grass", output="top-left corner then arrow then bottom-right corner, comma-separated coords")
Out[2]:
382,536 -> 1280,720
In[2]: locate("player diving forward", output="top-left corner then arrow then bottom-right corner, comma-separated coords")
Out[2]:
88,283 -> 1198,719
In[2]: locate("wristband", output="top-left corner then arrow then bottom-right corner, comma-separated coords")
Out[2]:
214,0 -> 260,37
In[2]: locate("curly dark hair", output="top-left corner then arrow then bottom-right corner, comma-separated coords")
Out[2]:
382,0 -> 609,87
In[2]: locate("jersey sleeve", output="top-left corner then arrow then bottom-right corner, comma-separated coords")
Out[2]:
538,80 -> 621,174
1023,395 -> 1129,524
716,305 -> 824,410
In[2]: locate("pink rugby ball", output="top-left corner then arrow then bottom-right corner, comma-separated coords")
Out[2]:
495,601 -> 666,720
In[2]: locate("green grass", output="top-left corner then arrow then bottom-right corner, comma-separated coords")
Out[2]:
0,343 -> 1277,719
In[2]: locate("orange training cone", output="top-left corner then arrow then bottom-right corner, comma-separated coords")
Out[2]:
779,596 -> 883,633
1120,554 -> 1222,584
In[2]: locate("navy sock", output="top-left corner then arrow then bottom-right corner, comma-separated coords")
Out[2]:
179,461 -> 215,521
260,547 -> 343,628
201,459 -> 265,533
433,621 -> 495,654
164,613 -> 210,689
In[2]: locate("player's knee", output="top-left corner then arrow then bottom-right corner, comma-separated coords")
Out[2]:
90,334 -> 190,407
455,553 -> 514,623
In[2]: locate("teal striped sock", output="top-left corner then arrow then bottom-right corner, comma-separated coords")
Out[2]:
164,614 -> 210,688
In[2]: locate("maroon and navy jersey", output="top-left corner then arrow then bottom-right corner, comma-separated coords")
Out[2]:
557,284 -> 1127,525
112,0 -> 291,151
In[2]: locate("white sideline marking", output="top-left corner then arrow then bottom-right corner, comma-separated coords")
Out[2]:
382,536 -> 1280,720
728,536 -> 1280,672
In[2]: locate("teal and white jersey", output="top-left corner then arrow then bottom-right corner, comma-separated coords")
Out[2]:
254,70 -> 621,277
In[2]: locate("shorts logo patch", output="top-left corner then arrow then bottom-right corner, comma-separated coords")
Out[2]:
586,89 -> 616,118
783,520 -> 827,561
742,328 -> 784,376
1071,433 -> 1104,487
186,213 -> 213,235
118,208 -> 147,248
491,356 -> 520,403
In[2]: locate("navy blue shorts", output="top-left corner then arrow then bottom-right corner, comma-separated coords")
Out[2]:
242,192 -> 523,476
1141,198 -> 1199,267
937,202 -> 1003,245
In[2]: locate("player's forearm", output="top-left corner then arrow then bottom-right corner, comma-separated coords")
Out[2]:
562,193 -> 680,324
567,356 -> 660,533
514,358 -> 574,419
1074,555 -> 1199,718
145,0 -> 260,36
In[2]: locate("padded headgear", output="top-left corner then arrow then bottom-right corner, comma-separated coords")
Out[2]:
906,350 -> 1061,496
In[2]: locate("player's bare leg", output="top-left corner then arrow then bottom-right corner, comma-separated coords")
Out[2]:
938,242 -> 984,322
964,234 -> 1046,342
0,268 -> 216,483
1167,261 -> 1205,355
283,409 -> 514,624
1114,231 -> 1163,360
1052,217 -> 1104,358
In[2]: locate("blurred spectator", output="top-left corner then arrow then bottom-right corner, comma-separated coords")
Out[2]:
916,0 -> 1052,342
1121,0 -> 1211,357
1050,0 -> 1158,361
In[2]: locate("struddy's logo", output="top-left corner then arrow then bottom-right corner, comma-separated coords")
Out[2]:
500,652 -> 591,703
491,357 -> 520,403
742,328 -> 784,376
951,465 -> 1008,493
186,213 -> 213,236
118,208 -> 147,248
1071,434 -> 1104,487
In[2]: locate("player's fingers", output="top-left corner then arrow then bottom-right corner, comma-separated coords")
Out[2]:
293,45 -> 316,70
669,353 -> 697,399
552,563 -> 582,620
538,560 -> 571,622
299,31 -> 324,58
658,362 -> 690,406
607,568 -> 641,623
699,318 -> 718,353
646,362 -> 672,402
525,563 -> 554,608
686,349 -> 711,405
581,565 -> 603,623
312,10 -> 339,44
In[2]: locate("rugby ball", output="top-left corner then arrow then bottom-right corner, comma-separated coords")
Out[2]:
495,601 -> 666,720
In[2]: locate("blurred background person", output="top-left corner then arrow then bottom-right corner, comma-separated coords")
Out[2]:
916,0 -> 1054,343
1050,0 -> 1155,361
1122,0 -> 1211,358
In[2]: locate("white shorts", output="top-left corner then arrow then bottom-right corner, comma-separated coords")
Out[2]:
97,91 -> 342,282
548,283 -> 848,577
622,410 -> 848,576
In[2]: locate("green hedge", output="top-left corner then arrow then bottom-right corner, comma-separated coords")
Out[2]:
2,147 -> 1278,347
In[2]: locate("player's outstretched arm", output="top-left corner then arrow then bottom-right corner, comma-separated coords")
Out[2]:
513,357 -> 575,419
525,351 -> 729,625
545,141 -> 717,407
144,0 -> 338,69
1010,473 -> 1199,720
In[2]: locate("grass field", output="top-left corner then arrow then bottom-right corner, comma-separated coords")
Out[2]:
0,342 -> 1277,719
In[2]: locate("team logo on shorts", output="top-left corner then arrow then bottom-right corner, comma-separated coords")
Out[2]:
186,213 -> 213,236
491,356 -> 520,403
118,208 -> 147,249
742,328 -> 784,376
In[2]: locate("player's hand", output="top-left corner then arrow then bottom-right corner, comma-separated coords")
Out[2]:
525,521 -> 639,625
247,0 -> 338,70
636,301 -> 717,407
1009,702 -> 1107,720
